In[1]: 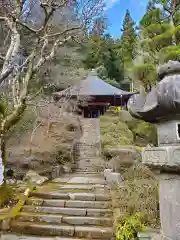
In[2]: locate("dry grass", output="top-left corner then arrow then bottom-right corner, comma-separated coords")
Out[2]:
6,100 -> 82,178
112,164 -> 160,229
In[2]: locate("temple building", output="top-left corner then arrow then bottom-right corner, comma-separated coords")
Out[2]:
53,70 -> 135,118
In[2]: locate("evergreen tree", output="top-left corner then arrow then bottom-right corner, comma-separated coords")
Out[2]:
121,10 -> 137,67
132,0 -> 180,91
81,34 -> 124,83
120,10 -> 137,90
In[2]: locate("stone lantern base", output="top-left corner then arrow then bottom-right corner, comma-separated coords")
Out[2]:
142,146 -> 180,171
143,146 -> 180,240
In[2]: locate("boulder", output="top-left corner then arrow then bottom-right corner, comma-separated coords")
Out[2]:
106,147 -> 141,172
51,166 -> 63,179
104,169 -> 113,180
23,170 -> 48,185
62,163 -> 73,173
106,172 -> 124,187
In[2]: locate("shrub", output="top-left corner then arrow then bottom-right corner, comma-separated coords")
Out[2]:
0,185 -> 15,207
125,118 -> 158,146
112,164 -> 160,228
100,110 -> 157,150
100,115 -> 133,149
116,213 -> 146,240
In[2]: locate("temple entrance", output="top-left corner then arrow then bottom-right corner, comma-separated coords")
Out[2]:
83,104 -> 109,118
53,69 -> 135,119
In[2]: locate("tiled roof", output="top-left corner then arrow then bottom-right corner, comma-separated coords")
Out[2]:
68,70 -> 133,96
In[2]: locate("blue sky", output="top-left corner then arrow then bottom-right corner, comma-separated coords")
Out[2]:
106,0 -> 149,38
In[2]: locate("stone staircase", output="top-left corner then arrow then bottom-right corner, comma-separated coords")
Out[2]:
5,118 -> 113,239
76,119 -> 105,172
10,172 -> 114,239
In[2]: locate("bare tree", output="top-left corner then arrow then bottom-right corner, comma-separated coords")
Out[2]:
0,0 -> 106,184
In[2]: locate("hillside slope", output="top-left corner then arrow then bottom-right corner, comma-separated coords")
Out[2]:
6,101 -> 82,179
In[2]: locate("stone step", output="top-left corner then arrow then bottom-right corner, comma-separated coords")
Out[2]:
71,171 -> 103,175
21,206 -> 112,217
16,213 -> 112,226
34,188 -> 95,194
34,187 -> 109,195
31,192 -> 110,201
52,176 -> 105,185
11,221 -> 113,239
26,198 -> 112,209
1,234 -> 111,240
42,184 -> 107,191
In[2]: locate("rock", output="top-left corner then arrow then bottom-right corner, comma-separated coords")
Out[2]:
104,169 -> 113,180
51,166 -> 63,179
23,170 -> 48,185
1,219 -> 10,231
106,173 -> 124,187
151,233 -> 164,240
106,147 -> 141,172
19,156 -> 35,169
16,180 -> 23,185
6,179 -> 16,185
62,165 -> 72,173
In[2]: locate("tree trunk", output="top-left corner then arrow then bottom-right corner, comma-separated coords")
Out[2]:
1,133 -> 6,184
0,120 -> 6,185
170,0 -> 177,45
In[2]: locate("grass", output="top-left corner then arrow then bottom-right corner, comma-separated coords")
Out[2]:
0,185 -> 15,208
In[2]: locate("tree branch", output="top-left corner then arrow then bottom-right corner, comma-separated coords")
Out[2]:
0,55 -> 5,61
14,18 -> 39,33
46,26 -> 81,38
1,19 -> 20,79
34,35 -> 72,72
4,97 -> 27,131
0,67 -> 14,85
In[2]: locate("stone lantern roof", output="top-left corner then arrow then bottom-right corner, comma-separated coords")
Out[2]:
128,61 -> 180,123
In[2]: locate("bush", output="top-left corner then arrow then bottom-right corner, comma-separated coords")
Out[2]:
100,115 -> 134,149
101,110 -> 157,150
116,213 -> 146,240
55,144 -> 73,164
0,185 -> 15,207
112,164 -> 160,229
126,119 -> 158,146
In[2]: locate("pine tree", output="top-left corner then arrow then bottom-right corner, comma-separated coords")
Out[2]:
132,0 -> 180,91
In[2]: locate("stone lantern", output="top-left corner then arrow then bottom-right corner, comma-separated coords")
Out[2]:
128,61 -> 180,240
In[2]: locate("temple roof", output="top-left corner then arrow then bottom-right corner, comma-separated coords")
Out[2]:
61,70 -> 134,97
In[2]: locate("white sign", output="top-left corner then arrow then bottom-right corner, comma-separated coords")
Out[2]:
0,151 -> 4,185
